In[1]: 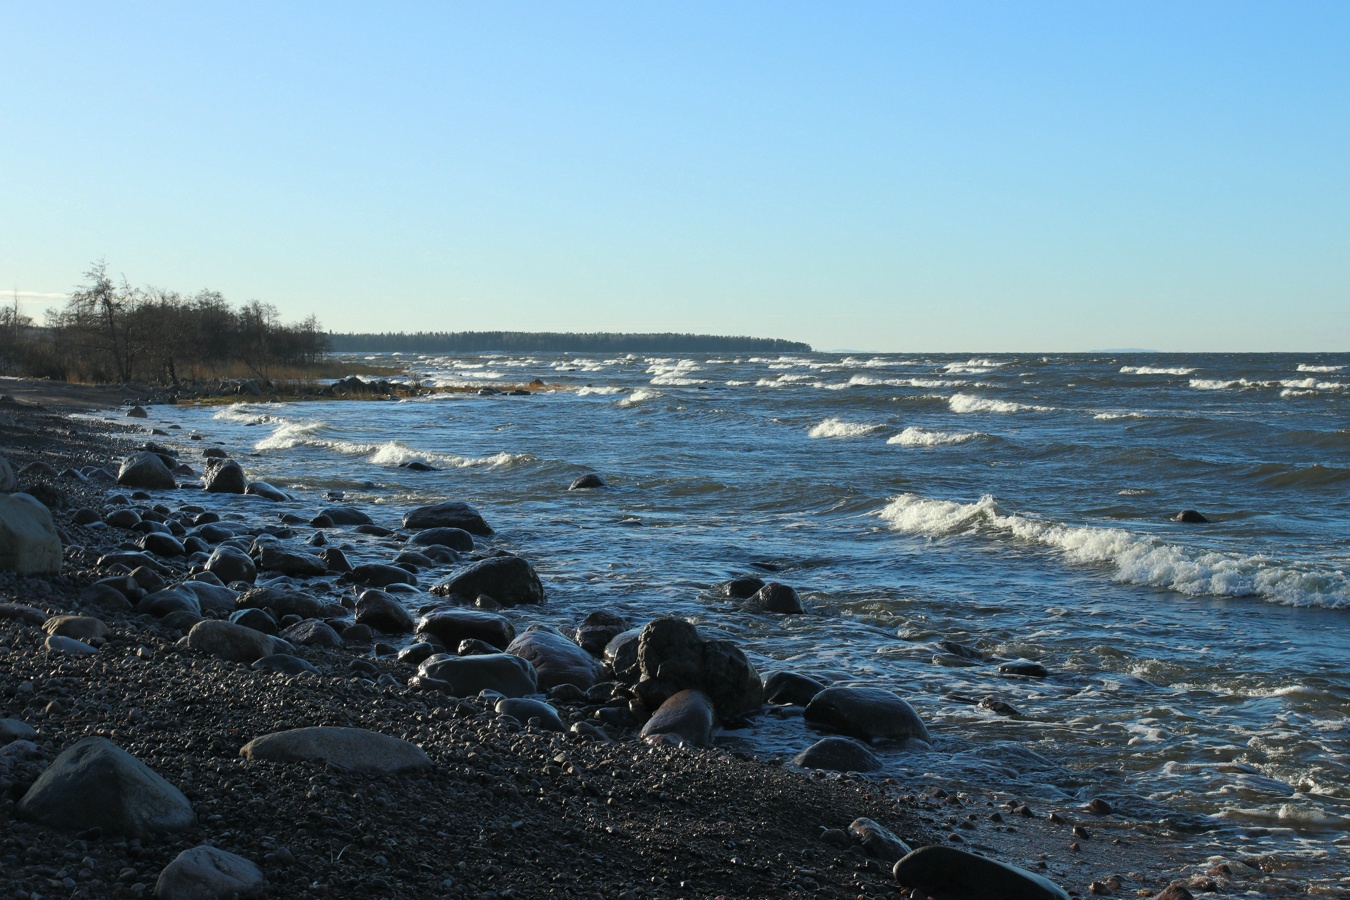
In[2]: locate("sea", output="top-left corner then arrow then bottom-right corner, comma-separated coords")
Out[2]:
134,351 -> 1350,883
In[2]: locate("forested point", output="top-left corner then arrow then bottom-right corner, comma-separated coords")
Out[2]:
0,261 -> 329,386
327,331 -> 813,354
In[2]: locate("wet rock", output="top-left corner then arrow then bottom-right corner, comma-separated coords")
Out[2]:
256,545 -> 328,577
244,481 -> 289,502
792,737 -> 882,772
181,581 -> 239,617
604,628 -> 643,683
804,686 -> 931,743
45,634 -> 99,655
418,607 -> 515,649
764,671 -> 826,706
1152,885 -> 1194,900
118,452 -> 176,490
318,506 -> 373,526
202,458 -> 247,494
0,493 -> 62,575
154,844 -> 266,900
639,689 -> 715,747
140,532 -> 187,557
431,555 -> 545,606
318,547 -> 352,572
892,845 -> 1070,900
355,589 -> 415,633
204,546 -> 257,585
402,499 -> 492,534
251,654 -> 318,676
408,527 -> 476,552
998,660 -> 1050,678
574,610 -> 630,656
748,581 -> 804,614
508,625 -> 605,690
280,618 -> 344,649
458,638 -> 499,656
418,652 -> 538,697
568,473 -> 606,490
43,615 -> 109,643
634,618 -> 763,721
348,562 -> 417,588
398,642 -> 436,666
979,697 -> 1022,717
496,698 -> 564,731
717,576 -> 766,599
240,726 -> 431,774
105,507 -> 142,529
17,737 -> 196,836
849,817 -> 913,864
126,405 -> 149,418
185,620 -> 289,663
1173,509 -> 1208,524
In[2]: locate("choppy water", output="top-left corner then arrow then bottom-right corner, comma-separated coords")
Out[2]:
142,352 -> 1350,877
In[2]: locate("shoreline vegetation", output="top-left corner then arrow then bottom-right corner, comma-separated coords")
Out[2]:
0,383 -> 1281,899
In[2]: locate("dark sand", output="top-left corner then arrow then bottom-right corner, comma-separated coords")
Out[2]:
0,386 -> 1303,899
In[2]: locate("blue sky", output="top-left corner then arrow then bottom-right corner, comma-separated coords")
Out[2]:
3,2 -> 1346,351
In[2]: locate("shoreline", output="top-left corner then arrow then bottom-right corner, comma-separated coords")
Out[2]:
0,387 -> 1304,898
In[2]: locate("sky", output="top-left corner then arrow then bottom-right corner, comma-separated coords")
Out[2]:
2,2 -> 1347,352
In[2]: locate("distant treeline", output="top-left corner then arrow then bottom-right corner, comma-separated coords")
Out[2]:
1,261 -> 329,385
328,331 -> 812,354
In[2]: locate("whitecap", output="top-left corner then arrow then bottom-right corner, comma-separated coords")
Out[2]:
807,418 -> 886,439
887,426 -> 983,447
1120,366 -> 1196,375
948,393 -> 1050,414
878,493 -> 1350,609
576,386 -> 623,396
1297,364 -> 1345,373
619,389 -> 661,407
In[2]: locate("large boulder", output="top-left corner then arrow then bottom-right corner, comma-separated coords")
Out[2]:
318,506 -> 373,526
804,686 -> 930,743
793,736 -> 882,772
893,845 -> 1070,900
354,590 -> 415,634
235,586 -> 337,621
256,545 -> 328,577
402,500 -> 492,534
507,626 -> 605,691
154,845 -> 266,900
0,493 -> 62,575
418,653 -> 538,697
118,452 -> 177,490
17,737 -> 195,836
279,618 -> 343,649
633,618 -> 763,722
185,620 -> 290,663
408,527 -> 476,551
348,563 -> 416,588
0,455 -> 16,492
138,587 -> 203,618
239,726 -> 431,774
639,689 -> 715,747
430,556 -> 544,606
201,459 -> 246,494
204,546 -> 257,584
43,615 -> 110,643
417,607 -> 515,648
574,610 -> 631,656
764,671 -> 826,706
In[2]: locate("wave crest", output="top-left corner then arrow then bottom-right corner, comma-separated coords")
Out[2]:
807,418 -> 885,439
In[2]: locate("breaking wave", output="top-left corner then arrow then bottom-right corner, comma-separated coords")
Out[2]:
879,493 -> 1350,609
887,426 -> 984,447
807,418 -> 886,439
948,393 -> 1050,414
1120,366 -> 1196,375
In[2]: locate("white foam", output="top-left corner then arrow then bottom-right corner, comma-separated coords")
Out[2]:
948,393 -> 1050,414
212,404 -> 275,425
1189,378 -> 1276,391
807,418 -> 885,439
646,358 -> 708,385
1093,411 -> 1147,420
1120,366 -> 1196,375
1297,364 -> 1344,373
576,386 -> 623,396
879,493 -> 1350,609
619,389 -> 660,407
887,426 -> 983,447
848,375 -> 966,388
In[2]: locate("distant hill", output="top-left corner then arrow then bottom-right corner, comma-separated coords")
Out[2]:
327,331 -> 812,354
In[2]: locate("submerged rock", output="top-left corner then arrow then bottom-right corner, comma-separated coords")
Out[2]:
402,499 -> 492,534
634,618 -> 763,722
417,607 -> 515,649
804,686 -> 930,743
431,555 -> 544,606
793,736 -> 881,773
